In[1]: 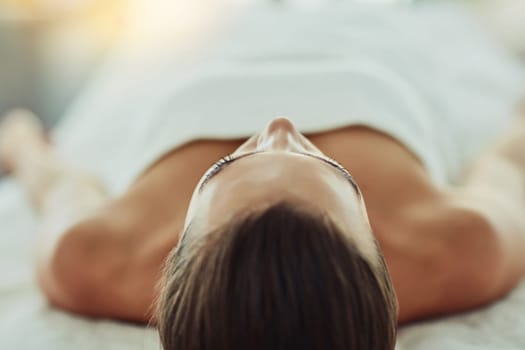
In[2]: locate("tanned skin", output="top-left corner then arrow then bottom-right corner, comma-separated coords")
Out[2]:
1,109 -> 525,323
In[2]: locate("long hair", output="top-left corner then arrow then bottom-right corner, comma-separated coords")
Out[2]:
157,201 -> 398,350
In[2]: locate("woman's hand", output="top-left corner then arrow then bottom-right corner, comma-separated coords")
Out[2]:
0,109 -> 48,173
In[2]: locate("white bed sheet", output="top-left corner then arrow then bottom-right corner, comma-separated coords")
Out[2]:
2,177 -> 525,349
0,181 -> 159,350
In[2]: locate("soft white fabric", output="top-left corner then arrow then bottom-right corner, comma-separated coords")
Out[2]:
54,0 -> 525,195
1,1 -> 525,349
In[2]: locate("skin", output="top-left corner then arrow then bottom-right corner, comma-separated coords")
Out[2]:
1,110 -> 525,324
183,119 -> 378,266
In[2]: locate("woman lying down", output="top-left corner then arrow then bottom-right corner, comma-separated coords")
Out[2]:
1,2 -> 525,350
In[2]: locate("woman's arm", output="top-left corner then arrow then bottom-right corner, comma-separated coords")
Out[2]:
0,110 -> 244,322
308,122 -> 525,323
0,111 -> 162,322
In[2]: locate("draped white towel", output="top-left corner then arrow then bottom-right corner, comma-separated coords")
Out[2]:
53,0 -> 525,195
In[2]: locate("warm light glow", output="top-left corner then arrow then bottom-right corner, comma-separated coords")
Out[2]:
0,0 -> 226,51
0,0 -> 124,26
0,0 -> 126,53
117,0 -> 237,54
1,0 -> 90,18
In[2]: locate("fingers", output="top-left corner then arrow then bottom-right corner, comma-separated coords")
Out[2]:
0,108 -> 48,173
1,108 -> 43,130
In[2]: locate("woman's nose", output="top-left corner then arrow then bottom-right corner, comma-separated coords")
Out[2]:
265,117 -> 296,134
257,117 -> 303,151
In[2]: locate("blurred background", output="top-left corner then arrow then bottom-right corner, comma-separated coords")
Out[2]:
0,0 -> 524,127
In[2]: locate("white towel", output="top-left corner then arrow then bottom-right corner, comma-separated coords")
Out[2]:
54,1 -> 524,195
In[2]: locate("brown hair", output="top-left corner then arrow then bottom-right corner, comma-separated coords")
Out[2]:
157,201 -> 398,350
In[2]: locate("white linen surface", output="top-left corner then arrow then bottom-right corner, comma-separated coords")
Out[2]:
0,181 -> 160,350
2,1 -> 525,349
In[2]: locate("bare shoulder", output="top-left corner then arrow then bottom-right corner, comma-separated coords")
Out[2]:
309,127 -> 508,322
42,138 -> 246,322
308,126 -> 439,220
